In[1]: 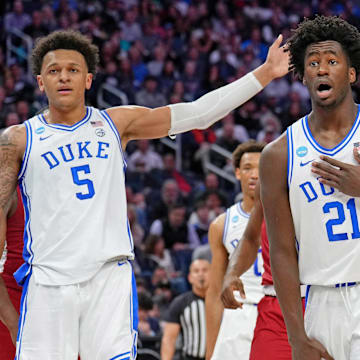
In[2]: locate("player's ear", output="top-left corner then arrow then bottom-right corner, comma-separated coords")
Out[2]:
235,167 -> 242,181
37,75 -> 45,92
349,67 -> 356,84
302,77 -> 306,86
85,73 -> 93,90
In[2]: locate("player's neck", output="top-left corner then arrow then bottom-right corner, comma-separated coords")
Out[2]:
241,196 -> 254,214
45,104 -> 87,126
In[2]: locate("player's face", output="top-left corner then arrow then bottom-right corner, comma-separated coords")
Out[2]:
37,49 -> 93,111
188,260 -> 210,291
235,152 -> 260,198
303,40 -> 356,108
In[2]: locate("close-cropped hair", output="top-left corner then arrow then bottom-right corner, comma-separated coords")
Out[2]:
288,15 -> 360,80
232,139 -> 265,170
31,30 -> 100,76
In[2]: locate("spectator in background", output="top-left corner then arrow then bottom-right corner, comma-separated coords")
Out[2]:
148,153 -> 192,197
120,7 -> 142,43
149,203 -> 200,252
146,179 -> 186,223
147,44 -> 167,78
127,139 -> 164,173
4,0 -> 31,32
135,76 -> 167,108
23,11 -> 48,40
4,112 -> 20,129
15,100 -> 31,124
215,112 -> 250,143
41,5 -> 58,32
188,200 -> 211,245
127,204 -> 145,250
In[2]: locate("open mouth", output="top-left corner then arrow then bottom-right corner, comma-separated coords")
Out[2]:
58,88 -> 72,93
316,83 -> 332,99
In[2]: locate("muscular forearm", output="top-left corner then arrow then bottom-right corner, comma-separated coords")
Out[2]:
270,249 -> 306,345
161,335 -> 177,360
205,292 -> 224,359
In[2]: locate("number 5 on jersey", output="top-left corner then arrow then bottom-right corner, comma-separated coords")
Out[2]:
71,165 -> 95,200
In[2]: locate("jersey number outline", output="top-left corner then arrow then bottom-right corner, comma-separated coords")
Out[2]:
323,198 -> 360,241
71,165 -> 95,200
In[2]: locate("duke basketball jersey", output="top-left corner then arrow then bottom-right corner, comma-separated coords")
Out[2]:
223,203 -> 263,304
288,109 -> 360,285
15,107 -> 134,286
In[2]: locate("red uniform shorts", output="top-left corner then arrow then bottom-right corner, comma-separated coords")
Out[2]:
250,295 -> 305,360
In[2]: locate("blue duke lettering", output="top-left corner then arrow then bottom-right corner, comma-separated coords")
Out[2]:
41,141 -> 110,169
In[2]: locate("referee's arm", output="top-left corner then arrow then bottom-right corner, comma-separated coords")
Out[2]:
161,322 -> 180,360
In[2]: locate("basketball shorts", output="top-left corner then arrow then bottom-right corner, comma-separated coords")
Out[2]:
16,260 -> 138,360
211,303 -> 258,360
305,283 -> 360,360
0,286 -> 21,360
250,295 -> 305,360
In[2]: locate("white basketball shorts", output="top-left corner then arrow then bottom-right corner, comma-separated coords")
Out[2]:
15,260 -> 138,360
211,303 -> 258,360
305,283 -> 360,360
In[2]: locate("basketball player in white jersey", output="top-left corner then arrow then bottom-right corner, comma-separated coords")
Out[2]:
260,16 -> 360,360
0,31 -> 289,359
206,140 -> 265,360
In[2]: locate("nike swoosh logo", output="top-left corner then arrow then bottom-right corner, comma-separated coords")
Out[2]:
39,135 -> 53,141
300,159 -> 315,167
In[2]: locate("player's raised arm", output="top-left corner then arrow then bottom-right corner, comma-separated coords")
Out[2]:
108,35 -> 290,147
221,183 -> 263,309
205,214 -> 228,360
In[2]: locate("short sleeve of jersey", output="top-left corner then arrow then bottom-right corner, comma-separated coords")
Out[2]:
164,294 -> 184,324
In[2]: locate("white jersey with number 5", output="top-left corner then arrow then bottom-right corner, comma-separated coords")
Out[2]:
16,107 -> 134,286
287,110 -> 360,285
223,202 -> 264,304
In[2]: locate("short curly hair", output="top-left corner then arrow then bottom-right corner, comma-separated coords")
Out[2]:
288,15 -> 360,81
31,30 -> 99,76
232,139 -> 265,170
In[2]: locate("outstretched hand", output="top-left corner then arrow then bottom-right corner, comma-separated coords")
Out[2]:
311,149 -> 360,197
220,274 -> 245,309
264,34 -> 292,79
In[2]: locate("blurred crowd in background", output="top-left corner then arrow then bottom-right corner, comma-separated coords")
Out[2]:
1,0 -> 360,354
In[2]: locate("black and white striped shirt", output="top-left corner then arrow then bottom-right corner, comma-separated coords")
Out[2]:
165,291 -> 206,359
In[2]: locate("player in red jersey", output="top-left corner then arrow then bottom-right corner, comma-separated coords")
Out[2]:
220,183 -> 305,359
0,187 -> 24,359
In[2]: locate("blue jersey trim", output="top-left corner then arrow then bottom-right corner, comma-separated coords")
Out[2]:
287,126 -> 294,187
100,110 -> 127,171
131,267 -> 138,359
304,285 -> 311,310
16,182 -> 34,285
236,202 -> 250,218
302,105 -> 360,155
126,218 -> 135,255
18,121 -> 33,180
222,208 -> 230,245
15,270 -> 32,360
109,352 -> 131,360
39,107 -> 92,131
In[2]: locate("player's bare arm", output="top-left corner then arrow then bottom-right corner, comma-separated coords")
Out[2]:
260,134 -> 333,360
160,322 -> 180,360
311,151 -> 360,197
221,183 -> 263,309
0,126 -> 25,344
205,214 -> 228,360
107,35 -> 290,147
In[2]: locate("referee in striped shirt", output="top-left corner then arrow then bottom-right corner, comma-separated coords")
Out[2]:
161,259 -> 210,360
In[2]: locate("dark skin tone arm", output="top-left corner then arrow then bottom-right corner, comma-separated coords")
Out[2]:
220,183 -> 263,309
311,149 -> 360,197
0,125 -> 26,345
260,134 -> 333,360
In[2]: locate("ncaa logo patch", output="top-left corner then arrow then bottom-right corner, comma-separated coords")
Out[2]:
95,128 -> 105,137
35,126 -> 45,134
296,146 -> 308,157
232,215 -> 239,223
